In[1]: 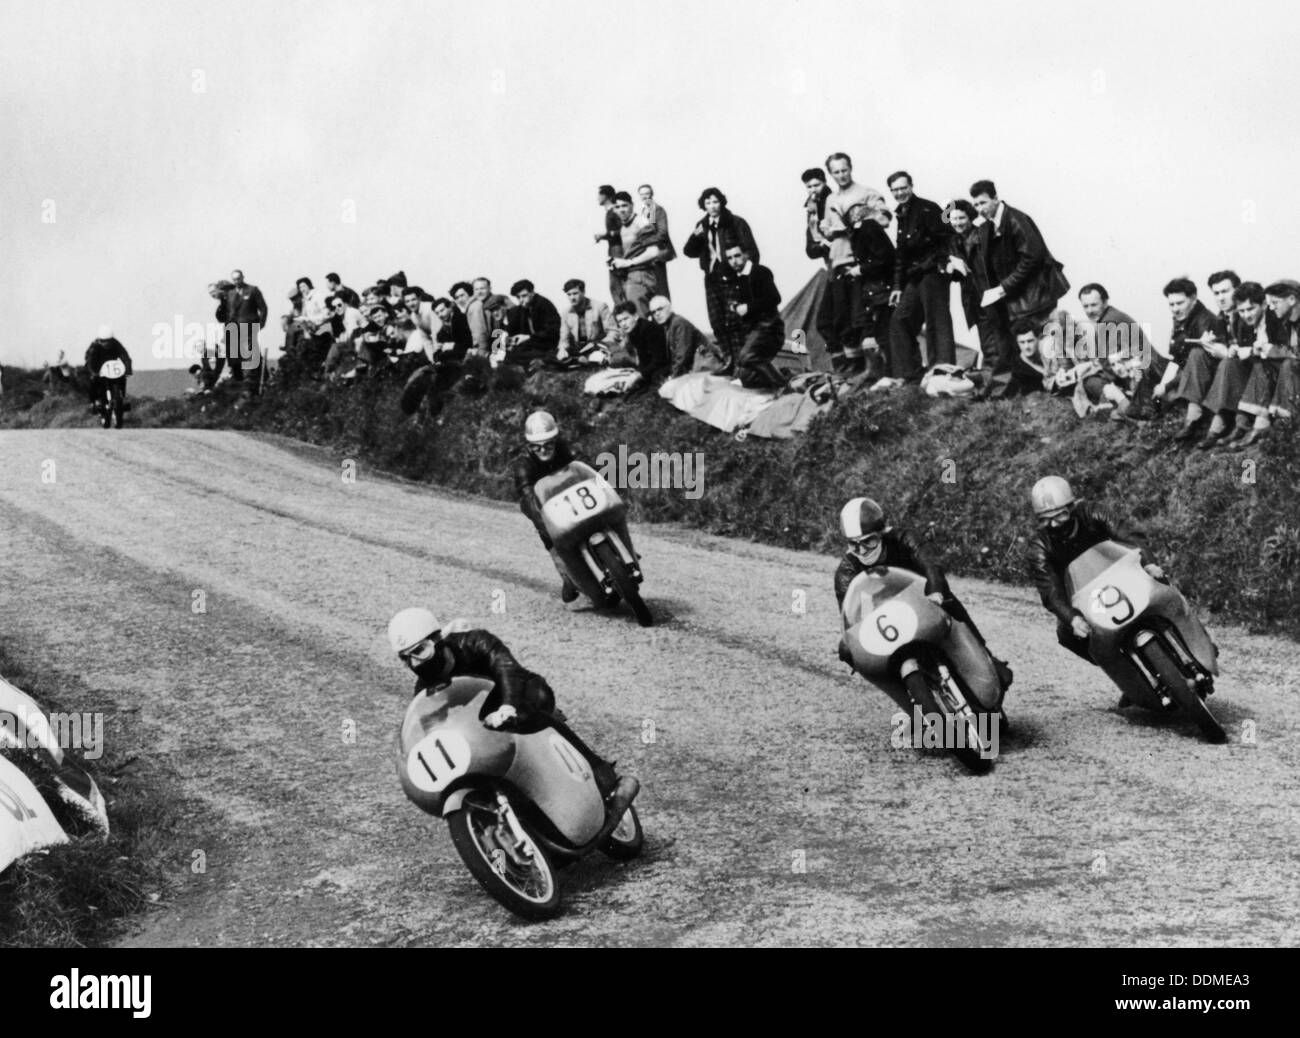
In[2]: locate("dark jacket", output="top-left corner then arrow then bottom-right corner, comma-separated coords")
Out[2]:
1027,503 -> 1151,625
893,195 -> 948,289
661,312 -> 709,377
625,318 -> 671,382
683,210 -> 760,274
413,629 -> 554,716
977,203 -> 1070,320
833,528 -> 951,607
850,219 -> 897,305
85,338 -> 133,376
949,227 -> 987,327
725,262 -> 782,323
804,187 -> 832,264
445,307 -> 474,361
505,294 -> 562,354
512,437 -> 576,529
225,284 -> 269,328
1168,300 -> 1228,366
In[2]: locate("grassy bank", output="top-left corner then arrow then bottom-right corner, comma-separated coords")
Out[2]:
0,644 -> 199,947
3,364 -> 1297,635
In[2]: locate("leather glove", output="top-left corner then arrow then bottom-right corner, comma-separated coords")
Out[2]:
1070,613 -> 1092,640
484,705 -> 518,729
1143,563 -> 1165,581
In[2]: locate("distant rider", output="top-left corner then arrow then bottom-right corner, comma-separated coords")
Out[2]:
835,496 -> 1014,690
84,325 -> 133,413
1026,475 -> 1162,665
512,410 -> 585,602
388,607 -> 639,813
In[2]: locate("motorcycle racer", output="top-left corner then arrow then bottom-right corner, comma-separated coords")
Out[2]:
387,607 -> 639,813
835,497 -> 1013,690
84,325 -> 133,413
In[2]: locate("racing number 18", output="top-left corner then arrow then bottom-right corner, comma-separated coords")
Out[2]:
562,486 -> 600,518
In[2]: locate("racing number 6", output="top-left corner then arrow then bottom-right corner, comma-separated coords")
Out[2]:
876,613 -> 899,642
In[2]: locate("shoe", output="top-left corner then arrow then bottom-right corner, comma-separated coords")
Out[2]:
1226,428 -> 1269,451
1172,422 -> 1203,444
993,658 -> 1014,691
604,776 -> 641,819
869,377 -> 902,393
591,760 -> 618,797
1214,427 -> 1250,450
1117,693 -> 1134,709
560,578 -> 579,604
1195,430 -> 1227,450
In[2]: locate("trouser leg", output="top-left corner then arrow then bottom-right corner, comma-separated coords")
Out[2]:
1056,618 -> 1093,663
889,281 -> 926,382
919,272 -> 956,367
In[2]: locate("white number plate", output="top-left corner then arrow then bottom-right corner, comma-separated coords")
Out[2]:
858,600 -> 918,656
99,359 -> 126,378
406,730 -> 471,793
541,479 -> 607,532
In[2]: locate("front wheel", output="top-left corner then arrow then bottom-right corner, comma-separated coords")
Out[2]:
1142,640 -> 1227,744
599,804 -> 644,861
446,792 -> 561,920
903,668 -> 993,774
592,539 -> 653,627
109,383 -> 125,428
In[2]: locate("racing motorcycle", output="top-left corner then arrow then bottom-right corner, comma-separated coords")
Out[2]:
398,676 -> 644,920
97,359 -> 128,429
535,461 -> 653,627
840,567 -> 1005,773
1067,541 -> 1226,743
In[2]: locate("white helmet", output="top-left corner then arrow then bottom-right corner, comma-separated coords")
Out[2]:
387,607 -> 440,655
524,410 -> 559,444
96,324 -> 113,340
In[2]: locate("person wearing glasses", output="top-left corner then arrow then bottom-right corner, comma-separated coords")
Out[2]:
835,497 -> 1012,689
386,606 -> 639,812
1026,476 -> 1161,664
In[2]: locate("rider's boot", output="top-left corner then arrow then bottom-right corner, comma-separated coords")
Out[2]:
548,548 -> 579,603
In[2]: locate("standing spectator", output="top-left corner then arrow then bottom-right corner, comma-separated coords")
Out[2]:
1077,283 -> 1163,420
888,171 -> 955,375
801,167 -> 836,360
723,241 -> 786,390
820,152 -> 886,375
504,279 -> 562,365
206,280 -> 234,383
943,200 -> 1002,376
970,180 -> 1070,398
610,191 -> 671,317
325,272 -> 361,310
1157,277 -> 1231,442
593,185 -> 626,306
558,278 -> 619,365
224,269 -> 268,394
847,203 -> 898,387
649,295 -> 710,377
1192,282 -> 1277,449
85,325 -> 132,412
637,183 -> 677,295
682,186 -> 758,377
613,301 -> 670,393
467,277 -> 511,355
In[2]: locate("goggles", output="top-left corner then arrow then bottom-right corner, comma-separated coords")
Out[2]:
849,533 -> 883,554
399,633 -> 442,665
1036,506 -> 1073,529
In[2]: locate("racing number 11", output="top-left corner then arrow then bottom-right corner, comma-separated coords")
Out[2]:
417,738 -> 457,785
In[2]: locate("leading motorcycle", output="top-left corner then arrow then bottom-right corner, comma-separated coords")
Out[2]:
97,359 -> 128,429
397,676 -> 644,920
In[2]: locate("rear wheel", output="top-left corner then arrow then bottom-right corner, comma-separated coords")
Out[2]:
446,790 -> 561,920
1141,640 -> 1227,744
592,540 -> 653,627
599,804 -> 644,861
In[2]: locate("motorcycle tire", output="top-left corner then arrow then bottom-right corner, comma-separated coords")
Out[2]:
110,384 -> 125,429
599,803 -> 645,861
592,539 -> 653,627
1141,640 -> 1228,744
447,794 -> 562,921
903,669 -> 993,775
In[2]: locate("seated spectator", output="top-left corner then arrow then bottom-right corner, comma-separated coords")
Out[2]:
504,279 -> 562,366
1077,282 -> 1161,420
1193,282 -> 1276,450
649,295 -> 710,377
353,304 -> 403,377
558,278 -> 619,366
722,240 -> 786,390
1158,276 -> 1230,442
1223,280 -> 1300,450
613,301 -> 670,394
1265,280 -> 1300,429
322,294 -> 366,378
467,277 -> 512,356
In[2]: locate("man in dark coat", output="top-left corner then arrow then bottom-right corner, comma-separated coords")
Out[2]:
613,302 -> 671,392
503,279 -> 562,365
722,241 -> 786,390
682,187 -> 759,375
224,269 -> 269,394
971,180 -> 1070,398
888,172 -> 955,378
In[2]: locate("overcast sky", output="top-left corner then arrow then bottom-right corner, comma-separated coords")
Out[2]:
3,0 -> 1299,369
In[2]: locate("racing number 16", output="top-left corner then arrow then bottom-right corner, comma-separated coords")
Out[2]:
563,486 -> 599,518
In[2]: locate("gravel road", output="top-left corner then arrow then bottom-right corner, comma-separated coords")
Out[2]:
1,429 -> 1297,947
